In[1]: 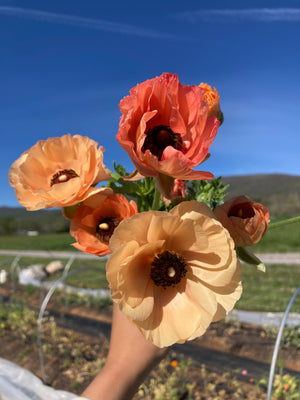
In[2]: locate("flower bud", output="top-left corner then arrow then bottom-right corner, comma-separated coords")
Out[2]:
199,83 -> 224,125
214,195 -> 269,247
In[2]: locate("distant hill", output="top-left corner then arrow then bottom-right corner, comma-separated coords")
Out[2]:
1,174 -> 299,233
0,207 -> 61,219
221,174 -> 300,217
0,207 -> 69,235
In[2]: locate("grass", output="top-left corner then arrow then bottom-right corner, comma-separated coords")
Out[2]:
0,232 -> 74,251
0,255 -> 108,290
0,219 -> 300,312
0,217 -> 300,253
236,263 -> 300,312
252,218 -> 300,253
1,253 -> 299,313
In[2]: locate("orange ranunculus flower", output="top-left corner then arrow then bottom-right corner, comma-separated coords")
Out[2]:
214,195 -> 269,247
106,201 -> 242,348
70,192 -> 138,256
8,134 -> 111,210
199,83 -> 223,124
117,73 -> 220,197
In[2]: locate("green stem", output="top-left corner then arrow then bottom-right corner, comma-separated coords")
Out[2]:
268,216 -> 300,230
152,185 -> 161,211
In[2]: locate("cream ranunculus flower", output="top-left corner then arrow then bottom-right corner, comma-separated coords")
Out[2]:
106,201 -> 242,348
8,134 -> 111,210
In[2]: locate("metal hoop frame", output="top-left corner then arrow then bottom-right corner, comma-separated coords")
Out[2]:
267,285 -> 300,400
37,265 -> 102,384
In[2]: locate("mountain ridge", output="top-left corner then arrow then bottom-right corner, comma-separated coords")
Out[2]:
1,173 -> 299,220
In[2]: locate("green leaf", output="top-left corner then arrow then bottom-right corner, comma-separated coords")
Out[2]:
236,246 -> 266,272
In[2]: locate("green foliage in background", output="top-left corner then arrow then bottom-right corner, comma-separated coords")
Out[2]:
186,177 -> 229,210
106,162 -> 159,212
106,162 -> 229,212
0,210 -> 69,236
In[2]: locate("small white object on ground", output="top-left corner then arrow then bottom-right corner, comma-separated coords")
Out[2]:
45,260 -> 64,274
0,270 -> 7,284
18,264 -> 47,286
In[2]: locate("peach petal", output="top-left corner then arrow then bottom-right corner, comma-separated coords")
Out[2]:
106,240 -> 141,291
117,241 -> 166,320
170,200 -> 216,221
164,218 -> 197,251
109,211 -> 167,251
146,214 -> 181,243
9,134 -> 111,210
137,278 -> 218,347
106,201 -> 242,347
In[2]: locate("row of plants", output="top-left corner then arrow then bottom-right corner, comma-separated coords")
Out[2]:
0,296 -> 299,399
1,255 -> 300,312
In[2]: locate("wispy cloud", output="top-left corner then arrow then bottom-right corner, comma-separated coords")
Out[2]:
0,6 -> 174,38
173,8 -> 300,23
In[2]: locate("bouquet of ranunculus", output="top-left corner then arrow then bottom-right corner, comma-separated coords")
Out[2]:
9,72 -> 294,348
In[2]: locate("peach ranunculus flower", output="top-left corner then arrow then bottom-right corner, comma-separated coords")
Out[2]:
117,73 -> 220,198
106,201 -> 242,348
199,83 -> 223,125
8,134 -> 111,210
70,192 -> 138,256
214,195 -> 269,247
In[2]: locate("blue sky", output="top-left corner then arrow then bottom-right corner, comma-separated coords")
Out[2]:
1,0 -> 300,207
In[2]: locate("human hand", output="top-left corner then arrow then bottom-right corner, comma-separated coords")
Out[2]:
80,303 -> 169,400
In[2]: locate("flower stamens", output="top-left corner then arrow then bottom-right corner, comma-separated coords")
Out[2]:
96,217 -> 120,244
150,250 -> 187,289
142,125 -> 184,160
50,169 -> 79,186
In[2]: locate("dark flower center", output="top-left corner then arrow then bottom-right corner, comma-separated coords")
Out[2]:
50,169 -> 79,186
142,125 -> 183,160
96,217 -> 120,244
150,250 -> 187,289
228,203 -> 255,219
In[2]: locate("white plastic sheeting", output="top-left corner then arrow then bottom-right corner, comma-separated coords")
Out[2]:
0,358 -> 75,400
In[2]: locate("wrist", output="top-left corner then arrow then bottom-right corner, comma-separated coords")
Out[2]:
72,397 -> 90,400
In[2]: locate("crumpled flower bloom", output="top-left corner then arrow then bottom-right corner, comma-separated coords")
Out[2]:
199,83 -> 223,124
8,134 -> 111,210
70,192 -> 138,256
162,179 -> 187,206
117,73 -> 220,197
106,201 -> 242,347
214,195 -> 269,247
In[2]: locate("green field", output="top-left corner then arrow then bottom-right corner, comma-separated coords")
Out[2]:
0,218 -> 299,313
1,252 -> 299,313
252,218 -> 300,253
0,255 -> 107,289
0,233 -> 75,251
0,217 -> 299,252
236,263 -> 300,312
